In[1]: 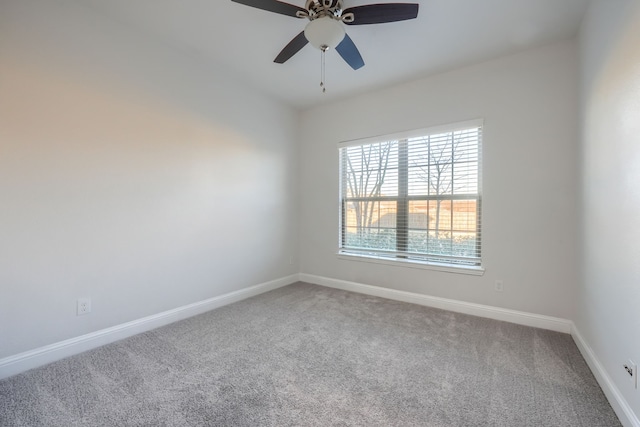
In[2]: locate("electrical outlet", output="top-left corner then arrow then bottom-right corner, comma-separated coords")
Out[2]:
289,255 -> 294,265
494,280 -> 504,292
77,298 -> 91,316
624,360 -> 637,389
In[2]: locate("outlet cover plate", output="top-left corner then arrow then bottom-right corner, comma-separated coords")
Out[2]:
77,298 -> 91,316
625,359 -> 637,388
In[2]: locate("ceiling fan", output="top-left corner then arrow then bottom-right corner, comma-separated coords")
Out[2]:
231,0 -> 419,71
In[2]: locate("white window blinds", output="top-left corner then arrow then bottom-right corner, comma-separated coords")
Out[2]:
339,120 -> 482,267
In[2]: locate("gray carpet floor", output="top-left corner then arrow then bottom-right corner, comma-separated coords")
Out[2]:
0,282 -> 621,426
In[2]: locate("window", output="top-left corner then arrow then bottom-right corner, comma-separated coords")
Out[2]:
339,120 -> 482,269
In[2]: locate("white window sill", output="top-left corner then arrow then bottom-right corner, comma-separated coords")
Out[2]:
336,252 -> 485,276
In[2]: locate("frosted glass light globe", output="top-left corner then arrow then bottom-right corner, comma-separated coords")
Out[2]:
304,16 -> 345,50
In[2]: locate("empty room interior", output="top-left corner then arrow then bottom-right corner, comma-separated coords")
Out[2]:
1,0 -> 639,425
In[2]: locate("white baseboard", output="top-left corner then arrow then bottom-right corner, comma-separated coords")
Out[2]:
0,274 -> 299,380
571,326 -> 640,427
300,273 -> 572,333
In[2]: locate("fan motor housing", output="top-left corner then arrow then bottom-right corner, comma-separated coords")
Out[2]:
305,0 -> 344,19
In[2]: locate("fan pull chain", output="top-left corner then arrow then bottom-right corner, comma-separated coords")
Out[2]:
320,46 -> 326,93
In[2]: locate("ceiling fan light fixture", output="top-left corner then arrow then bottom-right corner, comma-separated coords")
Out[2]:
304,16 -> 345,50
232,0 -> 419,71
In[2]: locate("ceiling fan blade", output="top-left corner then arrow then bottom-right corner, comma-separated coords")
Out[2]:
343,3 -> 419,25
231,0 -> 306,18
274,31 -> 309,64
335,34 -> 365,70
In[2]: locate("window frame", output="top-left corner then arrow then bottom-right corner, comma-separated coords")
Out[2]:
337,119 -> 484,274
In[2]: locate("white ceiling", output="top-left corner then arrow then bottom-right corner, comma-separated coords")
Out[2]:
81,0 -> 589,109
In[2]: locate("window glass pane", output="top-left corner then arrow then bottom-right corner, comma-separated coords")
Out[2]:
452,129 -> 479,195
426,133 -> 454,197
454,161 -> 478,194
407,139 -> 429,195
406,129 -> 481,197
343,142 -> 398,198
344,200 -> 397,251
427,199 -> 452,234
451,200 -> 477,233
451,232 -> 478,258
406,200 -> 430,254
407,201 -> 430,230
